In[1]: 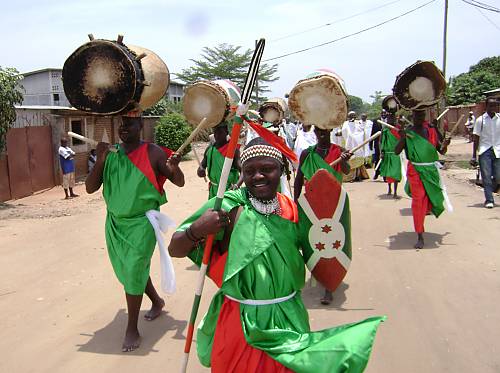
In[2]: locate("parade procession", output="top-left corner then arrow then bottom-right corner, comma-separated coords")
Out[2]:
1,1 -> 500,373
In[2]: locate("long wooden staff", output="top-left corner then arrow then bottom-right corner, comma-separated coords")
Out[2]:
180,38 -> 266,373
192,146 -> 207,183
377,120 -> 414,138
67,131 -> 118,152
330,131 -> 382,167
436,108 -> 450,121
176,117 -> 208,155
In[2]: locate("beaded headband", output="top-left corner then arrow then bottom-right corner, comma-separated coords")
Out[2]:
241,144 -> 283,165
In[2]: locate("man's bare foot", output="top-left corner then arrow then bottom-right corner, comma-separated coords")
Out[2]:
144,298 -> 165,321
414,236 -> 424,250
70,194 -> 79,198
320,290 -> 333,305
122,329 -> 141,352
393,194 -> 400,199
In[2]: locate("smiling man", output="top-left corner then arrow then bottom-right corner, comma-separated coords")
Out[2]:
169,137 -> 384,372
85,116 -> 185,352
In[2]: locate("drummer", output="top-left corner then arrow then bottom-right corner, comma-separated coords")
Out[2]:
294,126 -> 352,304
198,121 -> 241,199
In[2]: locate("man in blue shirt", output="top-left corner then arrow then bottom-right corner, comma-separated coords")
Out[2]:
58,138 -> 79,199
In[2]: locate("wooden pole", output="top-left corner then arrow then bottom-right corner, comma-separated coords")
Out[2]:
330,131 -> 382,167
67,131 -> 118,152
176,118 -> 208,155
442,0 -> 449,79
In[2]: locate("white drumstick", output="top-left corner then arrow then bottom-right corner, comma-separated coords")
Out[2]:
67,132 -> 118,152
436,108 -> 450,121
330,131 -> 382,167
377,120 -> 414,138
176,118 -> 208,154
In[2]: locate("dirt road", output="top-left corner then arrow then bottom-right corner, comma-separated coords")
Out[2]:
0,139 -> 499,373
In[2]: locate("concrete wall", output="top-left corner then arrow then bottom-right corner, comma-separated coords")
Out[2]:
20,70 -> 70,107
166,82 -> 184,101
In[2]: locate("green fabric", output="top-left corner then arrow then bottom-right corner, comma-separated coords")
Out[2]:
178,189 -> 385,372
404,131 -> 445,218
379,128 -> 402,181
103,145 -> 167,295
206,145 -> 240,199
301,145 -> 343,183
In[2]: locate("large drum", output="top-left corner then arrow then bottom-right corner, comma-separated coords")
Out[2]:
393,60 -> 446,110
382,95 -> 399,113
183,79 -> 241,128
288,69 -> 348,129
63,36 -> 169,115
259,97 -> 288,124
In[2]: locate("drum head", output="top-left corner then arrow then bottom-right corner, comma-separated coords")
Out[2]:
393,61 -> 446,110
183,82 -> 228,127
382,95 -> 399,113
289,75 -> 348,129
259,97 -> 287,124
63,40 -> 140,114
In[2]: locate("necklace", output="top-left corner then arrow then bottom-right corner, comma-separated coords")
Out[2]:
248,193 -> 281,217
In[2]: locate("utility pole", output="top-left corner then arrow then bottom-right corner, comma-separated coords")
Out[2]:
442,0 -> 449,79
255,40 -> 259,106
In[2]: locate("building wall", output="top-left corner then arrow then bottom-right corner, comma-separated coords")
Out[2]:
20,69 -> 70,107
166,82 -> 184,102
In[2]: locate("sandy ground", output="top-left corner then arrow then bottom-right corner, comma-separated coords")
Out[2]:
1,139 -> 499,373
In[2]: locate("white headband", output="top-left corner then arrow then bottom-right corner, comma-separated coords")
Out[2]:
241,144 -> 283,165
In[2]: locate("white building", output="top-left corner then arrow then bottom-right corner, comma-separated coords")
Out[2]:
19,68 -> 70,107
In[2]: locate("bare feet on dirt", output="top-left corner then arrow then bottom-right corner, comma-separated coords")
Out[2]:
122,328 -> 141,352
144,298 -> 165,321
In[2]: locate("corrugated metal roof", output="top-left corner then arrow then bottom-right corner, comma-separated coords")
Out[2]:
15,105 -> 75,110
20,68 -> 62,76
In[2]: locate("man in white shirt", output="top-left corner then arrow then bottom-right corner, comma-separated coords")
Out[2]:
341,111 -> 369,182
472,97 -> 500,208
359,113 -> 373,164
465,111 -> 475,143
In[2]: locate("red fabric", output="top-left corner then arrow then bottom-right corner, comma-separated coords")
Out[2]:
207,246 -> 227,288
323,144 -> 343,173
127,143 -> 166,194
159,145 -> 174,159
212,298 -> 294,373
243,117 -> 298,163
407,122 -> 438,233
386,177 -> 397,184
277,192 -> 299,223
216,142 -> 241,156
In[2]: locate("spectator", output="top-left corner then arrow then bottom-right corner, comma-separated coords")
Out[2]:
88,149 -> 97,173
58,138 -> 78,199
465,111 -> 475,143
471,98 -> 500,208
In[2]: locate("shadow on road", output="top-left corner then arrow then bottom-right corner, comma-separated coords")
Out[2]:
386,231 -> 452,250
185,263 -> 199,271
302,281 -> 373,312
76,309 -> 187,356
399,208 -> 413,216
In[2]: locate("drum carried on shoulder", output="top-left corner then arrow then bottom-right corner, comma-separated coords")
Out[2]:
259,97 -> 288,124
183,79 -> 241,127
63,35 -> 169,115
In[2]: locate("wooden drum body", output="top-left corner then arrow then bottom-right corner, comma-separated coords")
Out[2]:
259,97 -> 288,124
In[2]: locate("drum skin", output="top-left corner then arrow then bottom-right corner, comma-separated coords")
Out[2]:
393,60 -> 446,110
259,97 -> 288,124
289,69 -> 348,130
183,79 -> 241,128
62,39 -> 169,115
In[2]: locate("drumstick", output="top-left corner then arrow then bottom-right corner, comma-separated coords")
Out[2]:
175,117 -> 208,154
446,114 -> 465,138
377,120 -> 414,138
192,145 -> 208,183
330,131 -> 382,167
436,108 -> 450,121
67,131 -> 118,152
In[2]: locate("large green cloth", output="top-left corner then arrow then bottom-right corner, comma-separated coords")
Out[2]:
206,145 -> 240,199
379,128 -> 402,181
404,131 -> 445,217
178,189 -> 385,372
103,146 -> 167,295
301,145 -> 343,183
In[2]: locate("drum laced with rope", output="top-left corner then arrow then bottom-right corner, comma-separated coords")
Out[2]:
63,34 -> 169,116
258,97 -> 288,125
382,95 -> 399,114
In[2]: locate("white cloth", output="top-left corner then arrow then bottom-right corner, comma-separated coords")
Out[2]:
473,113 -> 500,157
342,120 -> 366,159
359,120 -> 373,157
245,126 -> 259,145
225,291 -> 296,306
145,210 -> 177,294
58,146 -> 75,159
411,161 -> 453,212
465,115 -> 475,129
293,126 -> 317,159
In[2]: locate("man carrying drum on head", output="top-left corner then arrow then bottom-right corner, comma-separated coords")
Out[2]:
395,110 -> 451,249
85,116 -> 185,352
198,121 -> 241,199
294,126 -> 352,304
169,137 -> 384,373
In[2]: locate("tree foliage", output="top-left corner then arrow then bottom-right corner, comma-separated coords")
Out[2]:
447,56 -> 500,106
176,43 -> 279,105
366,90 -> 385,119
0,67 -> 23,152
144,97 -> 183,116
154,113 -> 192,154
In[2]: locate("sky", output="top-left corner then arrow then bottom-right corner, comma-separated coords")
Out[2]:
1,0 -> 499,102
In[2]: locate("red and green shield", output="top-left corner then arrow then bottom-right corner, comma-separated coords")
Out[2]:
298,169 -> 352,291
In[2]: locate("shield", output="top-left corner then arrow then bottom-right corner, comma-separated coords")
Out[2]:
298,169 -> 352,291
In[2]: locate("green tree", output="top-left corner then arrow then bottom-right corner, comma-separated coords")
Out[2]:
154,113 -> 192,154
367,90 -> 385,118
347,95 -> 365,113
144,97 -> 183,116
447,56 -> 500,105
176,43 -> 279,105
0,67 -> 23,152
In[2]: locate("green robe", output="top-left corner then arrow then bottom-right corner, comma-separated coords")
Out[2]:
300,145 -> 343,183
379,128 -> 402,181
103,145 -> 167,295
178,189 -> 384,372
404,130 -> 446,217
206,145 -> 240,199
